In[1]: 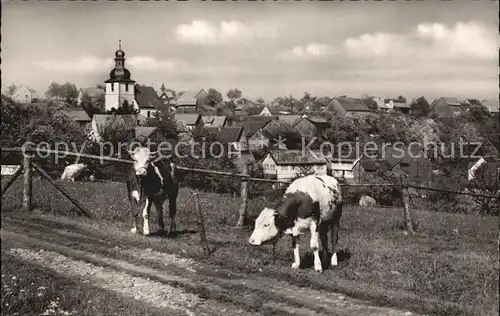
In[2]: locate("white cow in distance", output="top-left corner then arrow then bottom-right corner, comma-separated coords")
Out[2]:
60,163 -> 88,182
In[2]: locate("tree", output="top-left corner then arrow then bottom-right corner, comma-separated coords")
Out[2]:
160,83 -> 167,94
227,88 -> 242,104
108,100 -> 140,115
81,92 -> 105,118
410,97 -> 431,117
397,96 -> 407,103
6,84 -> 17,95
361,95 -> 378,110
206,88 -> 223,107
255,97 -> 265,105
45,82 -> 78,105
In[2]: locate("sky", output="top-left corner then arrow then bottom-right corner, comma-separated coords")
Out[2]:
2,1 -> 499,102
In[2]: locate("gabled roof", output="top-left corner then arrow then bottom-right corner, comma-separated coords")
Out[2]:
203,126 -> 221,136
240,115 -> 278,123
202,116 -> 216,125
481,99 -> 499,112
175,113 -> 200,126
135,85 -> 162,109
216,126 -> 244,143
440,97 -> 462,107
262,120 -> 294,139
63,109 -> 91,122
278,115 -> 302,126
464,99 -> 482,107
306,116 -> 328,124
212,116 -> 227,127
247,105 -> 267,116
234,121 -> 268,138
326,97 -> 370,112
135,126 -> 158,139
267,150 -> 327,165
176,89 -> 205,106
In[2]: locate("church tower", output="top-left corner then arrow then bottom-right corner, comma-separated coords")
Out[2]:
104,41 -> 136,111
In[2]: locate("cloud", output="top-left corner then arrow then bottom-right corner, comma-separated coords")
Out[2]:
34,56 -> 185,73
278,43 -> 333,61
174,20 -> 278,45
127,56 -> 186,70
35,56 -> 113,73
416,21 -> 498,60
343,33 -> 408,59
343,21 -> 498,61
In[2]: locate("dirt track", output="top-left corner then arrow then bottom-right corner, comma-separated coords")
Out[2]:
1,214 -> 419,316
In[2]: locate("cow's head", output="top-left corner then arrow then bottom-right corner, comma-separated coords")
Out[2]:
248,207 -> 282,246
128,147 -> 159,177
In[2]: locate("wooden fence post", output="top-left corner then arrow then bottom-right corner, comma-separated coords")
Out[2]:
193,193 -> 210,257
1,165 -> 24,197
23,152 -> 33,212
236,163 -> 249,228
401,183 -> 415,235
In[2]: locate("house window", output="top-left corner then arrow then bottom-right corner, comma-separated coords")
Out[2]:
147,111 -> 151,118
111,83 -> 114,92
126,83 -> 129,92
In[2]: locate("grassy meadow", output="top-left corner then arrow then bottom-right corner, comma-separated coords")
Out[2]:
1,177 -> 498,316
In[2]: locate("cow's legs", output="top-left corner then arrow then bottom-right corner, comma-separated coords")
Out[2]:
129,189 -> 141,234
291,235 -> 300,269
142,198 -> 153,236
168,195 -> 177,232
310,221 -> 322,273
155,200 -> 165,232
319,222 -> 330,268
330,219 -> 340,267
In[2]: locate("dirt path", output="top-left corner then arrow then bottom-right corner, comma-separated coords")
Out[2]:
1,215 -> 420,316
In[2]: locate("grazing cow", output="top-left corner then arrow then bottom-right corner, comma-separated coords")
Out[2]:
126,146 -> 179,236
249,174 -> 342,273
60,163 -> 88,182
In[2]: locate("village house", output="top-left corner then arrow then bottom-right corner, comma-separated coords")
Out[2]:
8,84 -> 36,104
261,150 -> 328,181
134,85 -> 164,119
175,89 -> 208,113
324,97 -> 371,117
173,113 -> 202,131
234,121 -> 269,152
63,108 -> 92,127
430,97 -> 465,117
215,126 -> 248,154
480,99 -> 499,115
134,126 -> 167,145
292,116 -> 330,139
329,150 -> 365,181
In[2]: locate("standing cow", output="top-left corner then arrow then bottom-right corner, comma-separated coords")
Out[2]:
126,146 -> 179,236
249,174 -> 343,273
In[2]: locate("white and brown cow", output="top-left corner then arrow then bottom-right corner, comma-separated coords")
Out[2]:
249,174 -> 343,273
126,146 -> 179,236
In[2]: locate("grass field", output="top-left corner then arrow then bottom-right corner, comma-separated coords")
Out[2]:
1,177 -> 499,315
